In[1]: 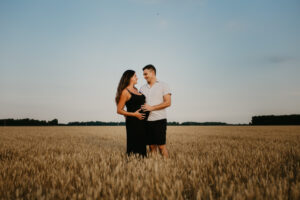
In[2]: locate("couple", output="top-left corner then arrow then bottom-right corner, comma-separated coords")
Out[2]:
116,65 -> 172,158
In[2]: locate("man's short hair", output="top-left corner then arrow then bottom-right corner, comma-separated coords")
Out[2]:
143,64 -> 156,75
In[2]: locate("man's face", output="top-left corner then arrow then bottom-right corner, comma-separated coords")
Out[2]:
143,69 -> 154,82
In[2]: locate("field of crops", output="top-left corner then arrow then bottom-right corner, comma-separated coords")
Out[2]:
0,126 -> 299,199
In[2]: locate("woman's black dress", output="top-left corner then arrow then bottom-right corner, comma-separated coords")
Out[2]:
125,89 -> 150,157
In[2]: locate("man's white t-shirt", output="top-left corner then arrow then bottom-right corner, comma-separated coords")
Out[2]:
139,80 -> 171,121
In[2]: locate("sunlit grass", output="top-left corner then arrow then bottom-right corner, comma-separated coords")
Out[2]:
0,126 -> 299,199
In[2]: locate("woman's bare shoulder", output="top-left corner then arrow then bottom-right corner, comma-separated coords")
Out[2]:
121,88 -> 130,96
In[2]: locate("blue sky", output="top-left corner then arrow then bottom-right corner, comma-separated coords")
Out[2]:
0,0 -> 299,124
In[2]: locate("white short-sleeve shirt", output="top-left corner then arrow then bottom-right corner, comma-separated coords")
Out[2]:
139,80 -> 171,121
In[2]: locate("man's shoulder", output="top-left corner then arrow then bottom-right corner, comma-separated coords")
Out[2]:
157,80 -> 169,87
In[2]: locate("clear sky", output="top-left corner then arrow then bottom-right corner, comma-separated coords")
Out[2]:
1,0 -> 300,124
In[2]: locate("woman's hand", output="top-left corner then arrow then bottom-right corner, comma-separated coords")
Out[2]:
134,108 -> 145,120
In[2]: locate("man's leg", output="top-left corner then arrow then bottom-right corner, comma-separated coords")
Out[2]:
158,119 -> 168,158
149,145 -> 158,153
158,144 -> 168,158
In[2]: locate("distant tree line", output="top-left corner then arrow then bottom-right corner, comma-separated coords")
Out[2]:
167,121 -> 180,126
0,119 -> 125,126
67,121 -> 230,126
180,122 -> 228,126
1,114 -> 299,126
251,114 -> 300,125
0,118 -> 230,126
67,121 -> 125,126
0,118 -> 58,126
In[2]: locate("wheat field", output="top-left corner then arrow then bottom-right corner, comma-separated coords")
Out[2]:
0,126 -> 299,200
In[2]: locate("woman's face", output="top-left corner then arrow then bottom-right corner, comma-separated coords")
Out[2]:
130,73 -> 138,85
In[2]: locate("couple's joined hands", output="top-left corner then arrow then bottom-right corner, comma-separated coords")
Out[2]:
134,104 -> 153,120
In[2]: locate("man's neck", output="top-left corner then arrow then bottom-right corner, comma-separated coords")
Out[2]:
148,77 -> 157,87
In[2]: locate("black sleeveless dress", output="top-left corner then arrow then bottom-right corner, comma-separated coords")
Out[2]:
125,89 -> 150,157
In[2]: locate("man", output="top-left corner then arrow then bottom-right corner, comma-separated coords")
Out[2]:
139,64 -> 172,158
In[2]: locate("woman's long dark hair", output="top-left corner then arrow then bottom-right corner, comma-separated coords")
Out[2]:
115,70 -> 136,104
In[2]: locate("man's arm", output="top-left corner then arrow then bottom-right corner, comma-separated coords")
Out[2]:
141,94 -> 171,112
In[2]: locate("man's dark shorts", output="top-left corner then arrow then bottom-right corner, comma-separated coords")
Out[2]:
145,118 -> 167,145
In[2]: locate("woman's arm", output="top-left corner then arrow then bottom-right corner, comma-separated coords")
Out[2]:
117,90 -> 145,120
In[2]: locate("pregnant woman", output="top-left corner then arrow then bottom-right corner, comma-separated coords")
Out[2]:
116,70 -> 149,157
